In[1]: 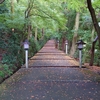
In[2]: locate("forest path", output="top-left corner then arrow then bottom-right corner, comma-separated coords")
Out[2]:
0,40 -> 100,100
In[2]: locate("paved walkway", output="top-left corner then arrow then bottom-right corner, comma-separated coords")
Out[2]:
23,40 -> 79,68
0,40 -> 100,100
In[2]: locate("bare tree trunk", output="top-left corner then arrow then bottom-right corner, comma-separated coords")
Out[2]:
70,12 -> 80,56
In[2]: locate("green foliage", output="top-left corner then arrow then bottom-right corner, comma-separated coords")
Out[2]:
3,64 -> 13,75
93,43 -> 100,66
73,49 -> 79,59
81,16 -> 92,30
92,0 -> 100,9
94,51 -> 100,66
63,10 -> 76,40
0,2 -> 8,14
29,37 -> 41,57
82,47 -> 91,63
0,64 -> 13,78
0,71 -> 5,78
0,0 -> 100,81
26,1 -> 65,26
1,30 -> 23,66
66,0 -> 86,12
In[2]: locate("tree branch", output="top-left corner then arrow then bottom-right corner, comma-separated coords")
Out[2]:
25,0 -> 34,18
87,0 -> 100,46
0,0 -> 5,4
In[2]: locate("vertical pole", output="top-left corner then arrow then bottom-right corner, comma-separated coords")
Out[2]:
79,50 -> 82,68
65,44 -> 68,54
25,50 -> 28,68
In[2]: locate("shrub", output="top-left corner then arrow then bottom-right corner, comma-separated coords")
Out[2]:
0,64 -> 13,78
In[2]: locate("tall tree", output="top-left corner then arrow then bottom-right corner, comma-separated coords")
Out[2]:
70,12 -> 80,56
24,0 -> 34,39
87,0 -> 100,46
87,0 -> 100,65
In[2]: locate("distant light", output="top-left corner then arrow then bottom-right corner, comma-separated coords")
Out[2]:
12,28 -> 14,32
98,22 -> 100,27
95,49 -> 97,52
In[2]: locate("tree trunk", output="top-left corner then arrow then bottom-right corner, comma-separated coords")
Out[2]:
24,0 -> 34,39
27,25 -> 32,39
91,26 -> 95,41
87,0 -> 100,46
41,28 -> 44,40
89,36 -> 98,66
35,27 -> 38,41
11,0 -> 14,14
62,37 -> 65,51
87,0 -> 100,65
11,0 -> 14,20
70,12 -> 80,56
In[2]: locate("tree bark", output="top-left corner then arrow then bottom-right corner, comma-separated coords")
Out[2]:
62,37 -> 65,51
70,12 -> 80,56
91,26 -> 95,41
87,0 -> 100,46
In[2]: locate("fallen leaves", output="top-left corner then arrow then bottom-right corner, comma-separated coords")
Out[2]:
0,40 -> 100,100
31,95 -> 34,98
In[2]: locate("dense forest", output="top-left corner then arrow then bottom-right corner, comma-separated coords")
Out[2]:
0,0 -> 100,82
